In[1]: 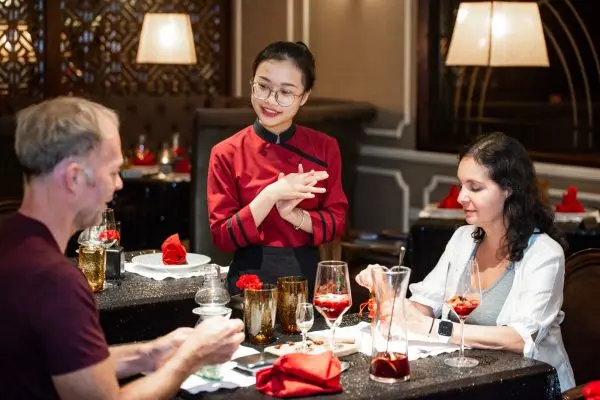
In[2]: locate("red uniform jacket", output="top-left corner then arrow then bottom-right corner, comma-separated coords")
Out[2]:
207,122 -> 348,252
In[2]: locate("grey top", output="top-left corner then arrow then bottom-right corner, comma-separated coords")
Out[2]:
449,266 -> 515,326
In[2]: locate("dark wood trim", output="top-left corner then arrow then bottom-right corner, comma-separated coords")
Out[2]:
43,0 -> 61,98
220,0 -> 233,96
416,0 -> 432,151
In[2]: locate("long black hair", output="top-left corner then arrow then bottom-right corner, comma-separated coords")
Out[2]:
252,41 -> 316,91
460,132 -> 566,261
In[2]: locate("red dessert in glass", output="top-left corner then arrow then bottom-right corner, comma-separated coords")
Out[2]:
448,295 -> 480,318
314,294 -> 351,320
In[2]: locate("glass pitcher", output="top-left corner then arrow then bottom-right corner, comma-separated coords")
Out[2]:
369,265 -> 412,383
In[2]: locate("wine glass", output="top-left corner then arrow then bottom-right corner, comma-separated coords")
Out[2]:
295,302 -> 314,353
78,209 -> 118,248
313,260 -> 352,351
77,209 -> 118,290
444,260 -> 482,368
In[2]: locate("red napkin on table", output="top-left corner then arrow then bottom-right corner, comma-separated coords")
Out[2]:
161,234 -> 187,265
438,185 -> 462,209
555,186 -> 585,213
132,152 -> 157,166
256,351 -> 343,398
583,380 -> 600,399
174,158 -> 191,173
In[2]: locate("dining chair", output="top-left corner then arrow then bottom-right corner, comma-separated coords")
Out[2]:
0,198 -> 21,226
560,247 -> 600,399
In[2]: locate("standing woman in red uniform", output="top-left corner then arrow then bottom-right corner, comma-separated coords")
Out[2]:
207,41 -> 349,296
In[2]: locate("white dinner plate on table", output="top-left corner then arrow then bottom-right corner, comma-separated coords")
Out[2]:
131,253 -> 211,270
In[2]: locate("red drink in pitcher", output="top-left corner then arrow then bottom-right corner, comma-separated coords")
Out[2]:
370,352 -> 410,382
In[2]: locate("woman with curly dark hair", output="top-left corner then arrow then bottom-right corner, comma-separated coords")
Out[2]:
356,132 -> 575,391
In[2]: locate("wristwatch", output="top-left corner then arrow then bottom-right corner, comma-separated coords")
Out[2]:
437,320 -> 453,343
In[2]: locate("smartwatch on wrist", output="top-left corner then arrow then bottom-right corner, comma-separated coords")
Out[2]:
437,320 -> 453,343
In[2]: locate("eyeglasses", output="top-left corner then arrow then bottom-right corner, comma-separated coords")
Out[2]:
250,81 -> 303,107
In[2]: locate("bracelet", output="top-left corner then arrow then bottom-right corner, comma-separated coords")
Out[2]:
294,210 -> 306,230
428,317 -> 436,335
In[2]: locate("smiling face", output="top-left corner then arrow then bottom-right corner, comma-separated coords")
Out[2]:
251,59 -> 310,134
457,156 -> 510,230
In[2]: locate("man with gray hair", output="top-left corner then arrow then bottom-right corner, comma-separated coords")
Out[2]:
0,96 -> 245,399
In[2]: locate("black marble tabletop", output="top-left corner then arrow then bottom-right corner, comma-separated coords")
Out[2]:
89,250 -> 207,343
92,250 -> 209,311
177,314 -> 561,400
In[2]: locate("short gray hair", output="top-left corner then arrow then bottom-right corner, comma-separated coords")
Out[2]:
15,96 -> 119,178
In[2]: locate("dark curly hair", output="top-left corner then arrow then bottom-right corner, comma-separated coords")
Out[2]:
460,132 -> 566,261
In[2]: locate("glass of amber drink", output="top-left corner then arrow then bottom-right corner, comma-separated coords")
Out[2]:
78,244 -> 106,293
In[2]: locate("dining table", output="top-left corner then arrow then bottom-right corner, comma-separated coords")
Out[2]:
175,314 -> 561,400
91,252 -> 562,399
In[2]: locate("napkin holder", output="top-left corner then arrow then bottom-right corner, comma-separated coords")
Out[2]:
106,246 -> 125,280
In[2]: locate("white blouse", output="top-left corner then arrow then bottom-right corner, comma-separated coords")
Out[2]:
409,225 -> 575,391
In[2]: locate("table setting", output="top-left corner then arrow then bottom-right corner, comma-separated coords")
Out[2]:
419,184 -> 600,223
124,233 -> 227,280
177,262 -> 474,399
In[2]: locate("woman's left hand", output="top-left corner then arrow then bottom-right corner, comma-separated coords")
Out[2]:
405,299 -> 433,336
377,299 -> 432,336
276,164 -> 318,219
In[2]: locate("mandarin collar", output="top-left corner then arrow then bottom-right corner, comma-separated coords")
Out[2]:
253,120 -> 296,144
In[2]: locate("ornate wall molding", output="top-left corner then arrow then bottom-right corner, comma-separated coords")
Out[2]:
423,175 -> 457,208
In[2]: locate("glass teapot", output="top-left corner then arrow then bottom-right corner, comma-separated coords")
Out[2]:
194,267 -> 230,307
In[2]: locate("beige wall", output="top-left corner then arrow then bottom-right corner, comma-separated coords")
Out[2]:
310,0 -> 407,129
233,0 -> 410,129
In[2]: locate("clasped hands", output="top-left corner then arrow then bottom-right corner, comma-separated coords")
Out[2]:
264,163 -> 329,221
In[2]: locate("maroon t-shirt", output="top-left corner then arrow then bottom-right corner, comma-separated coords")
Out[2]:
0,213 -> 110,399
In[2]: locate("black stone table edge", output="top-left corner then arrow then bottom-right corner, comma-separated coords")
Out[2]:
177,314 -> 561,400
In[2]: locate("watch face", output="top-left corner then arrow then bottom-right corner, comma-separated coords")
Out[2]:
438,320 -> 453,336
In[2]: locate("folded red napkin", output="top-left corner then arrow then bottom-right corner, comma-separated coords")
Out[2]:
256,351 -> 342,398
132,152 -> 156,166
174,158 -> 191,173
555,186 -> 585,213
161,233 -> 187,265
438,185 -> 462,209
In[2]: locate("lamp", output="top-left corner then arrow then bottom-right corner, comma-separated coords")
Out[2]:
445,1 -> 549,67
136,13 -> 197,64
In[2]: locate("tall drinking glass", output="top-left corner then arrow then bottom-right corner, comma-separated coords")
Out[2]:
77,209 -> 118,291
444,260 -> 482,368
313,260 -> 352,351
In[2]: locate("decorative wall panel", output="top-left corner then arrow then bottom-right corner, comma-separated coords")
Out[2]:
59,0 -> 229,96
0,0 -> 230,114
0,0 -> 44,100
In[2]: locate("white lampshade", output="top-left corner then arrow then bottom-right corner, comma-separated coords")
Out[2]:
136,13 -> 197,64
445,1 -> 549,67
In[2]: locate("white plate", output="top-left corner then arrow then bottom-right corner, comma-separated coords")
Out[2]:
554,209 -> 600,223
418,203 -> 464,220
131,252 -> 211,270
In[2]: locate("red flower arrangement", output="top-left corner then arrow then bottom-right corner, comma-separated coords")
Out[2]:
236,274 -> 263,291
